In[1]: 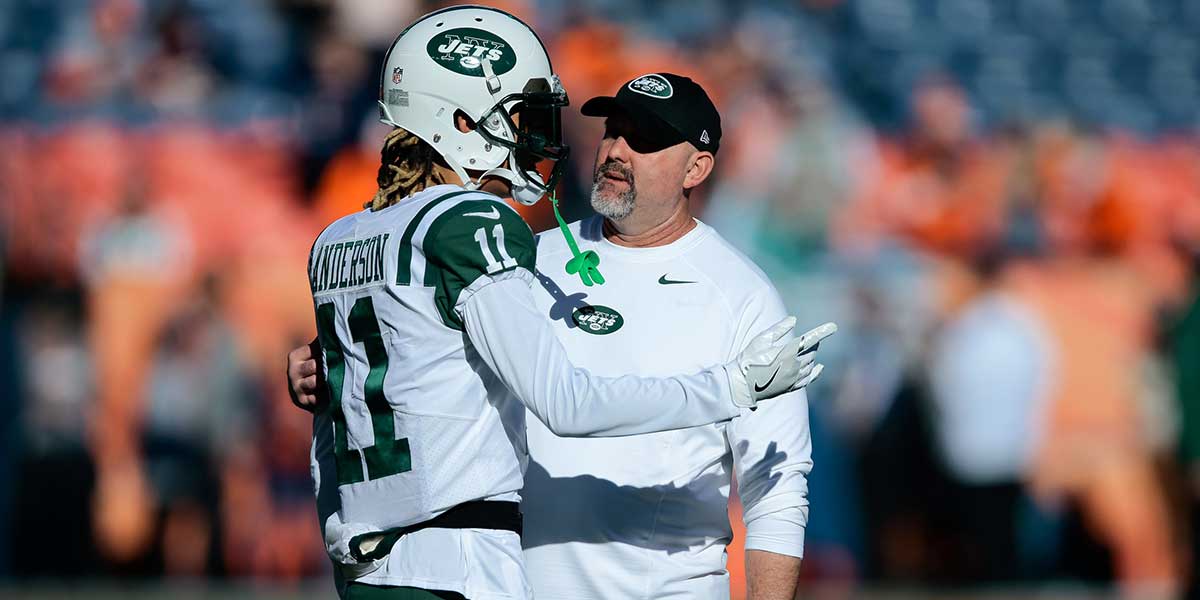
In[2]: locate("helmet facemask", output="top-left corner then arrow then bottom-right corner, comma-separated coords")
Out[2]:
475,77 -> 570,205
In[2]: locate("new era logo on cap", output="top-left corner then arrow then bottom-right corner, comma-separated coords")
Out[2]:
700,130 -> 710,144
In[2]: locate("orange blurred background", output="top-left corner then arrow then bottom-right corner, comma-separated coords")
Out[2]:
3,1 -> 1200,598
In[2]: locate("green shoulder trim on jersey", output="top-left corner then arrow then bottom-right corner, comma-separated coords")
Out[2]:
422,199 -> 536,329
395,190 -> 478,285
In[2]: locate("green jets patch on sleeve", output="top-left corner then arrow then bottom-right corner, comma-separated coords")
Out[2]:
423,199 -> 536,329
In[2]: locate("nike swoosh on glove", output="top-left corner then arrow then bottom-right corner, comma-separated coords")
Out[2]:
726,317 -> 837,410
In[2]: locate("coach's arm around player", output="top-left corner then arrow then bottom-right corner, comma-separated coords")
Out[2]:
287,315 -> 835,437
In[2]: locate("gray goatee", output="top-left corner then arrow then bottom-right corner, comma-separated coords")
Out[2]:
590,161 -> 635,220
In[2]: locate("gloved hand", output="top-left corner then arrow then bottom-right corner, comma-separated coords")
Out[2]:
727,317 -> 837,409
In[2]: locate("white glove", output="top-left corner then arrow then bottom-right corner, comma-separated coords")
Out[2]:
726,317 -> 837,409
321,512 -> 388,582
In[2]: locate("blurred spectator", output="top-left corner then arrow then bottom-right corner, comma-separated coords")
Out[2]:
42,0 -> 144,114
1172,252 -> 1200,595
706,60 -> 875,262
296,30 -> 372,195
218,357 -> 326,580
1011,252 -> 1181,596
829,285 -> 910,442
0,234 -> 12,578
926,260 -> 1054,582
138,274 -> 254,576
830,282 -> 939,583
9,295 -> 97,578
835,76 -> 1009,261
80,187 -> 193,568
134,4 -> 217,117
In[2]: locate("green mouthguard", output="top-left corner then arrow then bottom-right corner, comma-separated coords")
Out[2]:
550,193 -> 604,287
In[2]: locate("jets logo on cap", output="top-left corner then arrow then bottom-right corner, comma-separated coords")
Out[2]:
628,74 -> 673,99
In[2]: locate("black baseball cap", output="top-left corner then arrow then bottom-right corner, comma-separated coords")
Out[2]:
580,73 -> 722,154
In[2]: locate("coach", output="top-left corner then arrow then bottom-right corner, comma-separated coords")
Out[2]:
520,72 -> 815,600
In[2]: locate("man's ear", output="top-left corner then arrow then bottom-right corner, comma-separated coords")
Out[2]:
683,150 -> 715,191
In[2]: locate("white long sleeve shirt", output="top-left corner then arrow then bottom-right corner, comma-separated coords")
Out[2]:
522,216 -> 813,599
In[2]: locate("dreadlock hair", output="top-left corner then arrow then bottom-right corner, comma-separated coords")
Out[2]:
365,127 -> 448,211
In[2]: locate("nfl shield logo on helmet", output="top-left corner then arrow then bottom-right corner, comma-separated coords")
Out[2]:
392,67 -> 404,84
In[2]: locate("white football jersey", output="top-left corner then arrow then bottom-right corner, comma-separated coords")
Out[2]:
523,216 -> 813,599
309,184 -> 533,597
307,186 -> 750,599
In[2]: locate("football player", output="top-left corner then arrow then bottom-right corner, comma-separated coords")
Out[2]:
300,6 -> 834,600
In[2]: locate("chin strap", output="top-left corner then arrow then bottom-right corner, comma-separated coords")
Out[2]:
550,193 -> 604,287
477,165 -> 546,206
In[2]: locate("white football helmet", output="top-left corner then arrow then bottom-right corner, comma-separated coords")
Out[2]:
377,5 -> 569,205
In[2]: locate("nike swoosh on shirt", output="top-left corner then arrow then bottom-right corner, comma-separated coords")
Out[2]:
754,366 -> 781,393
658,274 -> 696,285
463,206 -> 501,220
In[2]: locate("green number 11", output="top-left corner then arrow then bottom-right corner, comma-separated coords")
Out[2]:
316,297 -> 411,486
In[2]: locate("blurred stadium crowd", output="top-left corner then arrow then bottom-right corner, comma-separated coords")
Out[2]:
2,0 -> 1200,597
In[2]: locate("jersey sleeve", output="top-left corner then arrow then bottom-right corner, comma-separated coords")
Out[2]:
422,199 -> 537,330
460,276 -> 746,437
727,288 -> 813,559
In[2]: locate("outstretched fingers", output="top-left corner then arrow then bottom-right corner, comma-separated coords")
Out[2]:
789,363 -> 825,393
798,322 -> 838,354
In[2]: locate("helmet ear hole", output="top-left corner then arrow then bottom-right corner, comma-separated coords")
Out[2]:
453,109 -> 477,133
